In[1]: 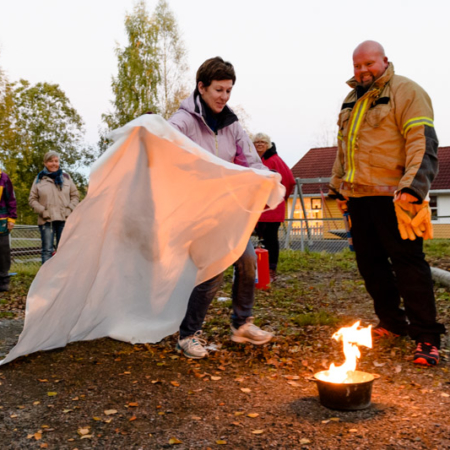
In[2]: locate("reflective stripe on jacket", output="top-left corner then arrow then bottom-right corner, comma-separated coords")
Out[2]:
330,63 -> 438,202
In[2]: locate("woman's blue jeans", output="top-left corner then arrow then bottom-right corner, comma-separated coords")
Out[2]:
39,221 -> 65,264
179,240 -> 257,339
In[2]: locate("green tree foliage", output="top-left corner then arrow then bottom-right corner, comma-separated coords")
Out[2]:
0,79 -> 92,224
153,0 -> 189,119
100,0 -> 189,152
102,0 -> 160,132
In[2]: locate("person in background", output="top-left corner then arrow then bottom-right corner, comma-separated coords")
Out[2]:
253,133 -> 295,281
0,169 -> 17,292
29,151 -> 80,264
168,56 -> 274,359
329,40 -> 445,366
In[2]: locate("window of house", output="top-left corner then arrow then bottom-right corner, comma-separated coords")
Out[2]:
429,195 -> 438,221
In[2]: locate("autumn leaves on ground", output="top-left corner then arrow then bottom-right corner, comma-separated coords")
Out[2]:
0,243 -> 450,449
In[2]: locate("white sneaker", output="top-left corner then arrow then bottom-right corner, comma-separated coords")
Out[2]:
176,331 -> 209,359
231,317 -> 273,345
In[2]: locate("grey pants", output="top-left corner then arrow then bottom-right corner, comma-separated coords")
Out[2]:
0,234 -> 11,290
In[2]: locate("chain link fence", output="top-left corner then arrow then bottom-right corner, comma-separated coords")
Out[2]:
10,217 -> 450,270
10,225 -> 41,269
280,217 -> 351,252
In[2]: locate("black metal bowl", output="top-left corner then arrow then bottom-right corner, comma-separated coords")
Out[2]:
313,370 -> 376,411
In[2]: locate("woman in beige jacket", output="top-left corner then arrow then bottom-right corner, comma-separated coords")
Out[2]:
29,151 -> 80,263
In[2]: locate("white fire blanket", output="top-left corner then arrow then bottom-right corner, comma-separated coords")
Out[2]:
1,114 -> 284,365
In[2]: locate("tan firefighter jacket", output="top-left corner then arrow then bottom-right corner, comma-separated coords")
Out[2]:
330,63 -> 438,202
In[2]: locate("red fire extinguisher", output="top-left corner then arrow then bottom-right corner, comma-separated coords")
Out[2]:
255,247 -> 270,290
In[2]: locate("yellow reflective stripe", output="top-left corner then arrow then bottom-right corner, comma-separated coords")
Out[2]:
337,131 -> 343,141
403,116 -> 434,135
345,97 -> 370,183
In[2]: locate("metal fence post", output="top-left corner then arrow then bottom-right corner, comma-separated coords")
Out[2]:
284,183 -> 299,249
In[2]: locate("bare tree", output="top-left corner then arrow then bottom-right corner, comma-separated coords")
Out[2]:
153,0 -> 189,119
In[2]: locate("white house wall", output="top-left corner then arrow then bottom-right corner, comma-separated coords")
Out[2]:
437,194 -> 450,224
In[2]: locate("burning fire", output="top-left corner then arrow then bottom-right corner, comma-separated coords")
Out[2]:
315,321 -> 372,384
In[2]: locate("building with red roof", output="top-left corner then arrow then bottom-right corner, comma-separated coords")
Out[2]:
288,146 -> 450,238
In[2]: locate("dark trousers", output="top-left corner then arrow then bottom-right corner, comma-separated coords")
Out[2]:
179,240 -> 256,339
0,234 -> 11,290
39,221 -> 65,264
255,222 -> 281,271
348,197 -> 445,347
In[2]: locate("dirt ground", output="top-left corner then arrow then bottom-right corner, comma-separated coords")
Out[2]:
0,252 -> 449,449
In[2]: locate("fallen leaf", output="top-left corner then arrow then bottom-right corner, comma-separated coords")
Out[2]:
192,416 -> 202,420
47,392 -> 57,397
10,414 -> 18,418
81,434 -> 93,439
300,438 -> 311,444
234,411 -> 244,416
240,388 -> 251,394
301,360 -> 309,367
77,427 -> 91,436
287,381 -> 302,387
211,376 -> 222,381
373,361 -> 385,367
231,421 -> 242,426
128,402 -> 139,407
33,401 -> 40,406
442,393 -> 450,398
394,365 -> 402,373
234,377 -> 244,382
151,380 -> 161,384
349,429 -> 358,432
103,418 -> 113,424
104,409 -> 118,415
38,379 -> 48,383
129,416 -> 137,421
283,375 -> 300,380
169,437 -> 182,445
40,444 -> 48,449
27,434 -> 34,439
63,409 -> 73,414
322,420 -> 330,424
216,440 -> 227,445
34,433 -> 42,441
247,413 -> 259,418
251,429 -> 264,434
92,417 -> 102,421
170,381 -> 180,387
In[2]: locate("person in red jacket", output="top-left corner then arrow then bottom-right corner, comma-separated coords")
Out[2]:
253,133 -> 295,281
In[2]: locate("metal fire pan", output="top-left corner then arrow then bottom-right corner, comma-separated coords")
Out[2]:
313,370 -> 376,411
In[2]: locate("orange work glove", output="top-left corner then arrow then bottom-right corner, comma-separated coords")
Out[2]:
393,192 -> 433,240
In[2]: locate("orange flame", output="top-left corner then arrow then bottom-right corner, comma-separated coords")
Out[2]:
316,321 -> 372,383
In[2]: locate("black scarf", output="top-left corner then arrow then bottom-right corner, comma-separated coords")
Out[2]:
37,168 -> 64,190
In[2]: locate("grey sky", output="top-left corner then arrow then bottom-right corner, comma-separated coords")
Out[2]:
1,0 -> 449,168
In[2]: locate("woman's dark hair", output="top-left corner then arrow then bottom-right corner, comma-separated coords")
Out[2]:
196,57 -> 236,88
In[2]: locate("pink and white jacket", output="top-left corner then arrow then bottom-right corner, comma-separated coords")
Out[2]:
168,91 -> 266,171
